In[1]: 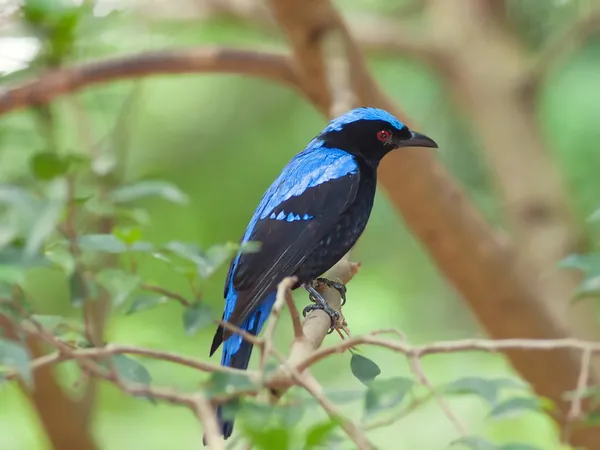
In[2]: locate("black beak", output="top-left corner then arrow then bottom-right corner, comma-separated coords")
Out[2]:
396,130 -> 438,149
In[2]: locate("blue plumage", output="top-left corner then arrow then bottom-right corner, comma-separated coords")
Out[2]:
208,107 -> 437,440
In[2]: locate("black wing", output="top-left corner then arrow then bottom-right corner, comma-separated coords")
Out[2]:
226,172 -> 360,330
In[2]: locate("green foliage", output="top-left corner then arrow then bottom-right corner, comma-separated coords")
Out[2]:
111,354 -> 152,386
364,376 -> 414,419
126,295 -> 168,315
443,377 -> 527,406
110,180 -> 189,205
0,338 -> 32,387
350,352 -> 381,385
205,371 -> 256,399
303,420 -> 340,449
182,301 -> 213,335
452,436 -> 541,450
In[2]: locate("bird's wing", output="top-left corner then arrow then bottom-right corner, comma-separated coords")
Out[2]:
224,144 -> 360,328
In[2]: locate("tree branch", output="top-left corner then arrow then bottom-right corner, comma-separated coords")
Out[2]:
0,47 -> 299,117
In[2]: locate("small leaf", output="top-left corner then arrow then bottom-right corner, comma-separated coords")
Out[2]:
126,295 -> 168,315
111,354 -> 152,385
0,338 -> 32,387
364,376 -> 414,419
581,411 -> 600,427
25,178 -> 68,257
558,254 -> 600,273
69,271 -> 88,307
79,234 -> 127,253
488,397 -> 541,419
444,377 -> 500,405
324,389 -> 364,404
244,426 -> 290,450
452,436 -> 540,450
182,302 -> 213,335
573,274 -> 600,301
112,226 -> 143,246
110,180 -> 189,205
30,314 -> 75,334
96,269 -> 140,307
205,371 -> 256,398
45,245 -> 75,275
29,152 -> 70,180
350,353 -> 381,386
588,207 -> 600,223
303,420 -> 340,449
79,234 -> 152,253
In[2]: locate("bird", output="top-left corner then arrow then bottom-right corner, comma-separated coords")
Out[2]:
209,107 -> 437,439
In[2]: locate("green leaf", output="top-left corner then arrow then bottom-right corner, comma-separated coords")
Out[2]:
79,234 -> 127,253
244,426 -> 290,450
111,354 -> 152,385
324,389 -> 364,404
364,376 -> 414,419
350,353 -> 381,386
452,437 -> 540,450
112,226 -> 143,246
443,377 -> 527,406
303,420 -> 340,449
558,254 -> 600,273
200,243 -> 238,278
126,295 -> 168,315
0,338 -> 32,387
110,181 -> 189,205
444,377 -> 500,405
96,269 -> 140,307
182,302 -> 213,335
44,245 -> 75,275
30,314 -> 80,336
205,371 -> 256,398
581,411 -> 600,427
69,271 -> 88,307
29,152 -> 70,180
78,234 -> 153,253
488,397 -> 541,419
573,274 -> 600,301
25,178 -> 68,257
588,207 -> 600,223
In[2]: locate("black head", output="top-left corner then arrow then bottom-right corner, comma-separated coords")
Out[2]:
318,107 -> 437,165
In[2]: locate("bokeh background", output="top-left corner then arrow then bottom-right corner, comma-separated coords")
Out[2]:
1,0 -> 600,449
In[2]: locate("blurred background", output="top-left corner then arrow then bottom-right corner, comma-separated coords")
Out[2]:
1,0 -> 600,449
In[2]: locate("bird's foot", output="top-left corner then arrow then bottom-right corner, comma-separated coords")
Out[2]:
303,284 -> 340,334
312,277 -> 347,306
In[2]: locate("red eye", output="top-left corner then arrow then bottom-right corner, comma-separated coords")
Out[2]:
377,130 -> 391,142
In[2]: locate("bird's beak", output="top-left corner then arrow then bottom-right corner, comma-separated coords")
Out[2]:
396,130 -> 438,149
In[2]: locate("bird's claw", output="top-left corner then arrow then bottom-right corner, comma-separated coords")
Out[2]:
313,277 -> 348,306
302,303 -> 340,334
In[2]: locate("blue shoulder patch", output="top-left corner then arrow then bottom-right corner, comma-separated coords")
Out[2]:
324,107 -> 405,133
256,144 -> 357,220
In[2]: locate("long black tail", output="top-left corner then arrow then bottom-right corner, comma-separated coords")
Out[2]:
216,335 -> 255,439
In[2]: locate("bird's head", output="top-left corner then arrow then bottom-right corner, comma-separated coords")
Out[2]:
319,107 -> 437,164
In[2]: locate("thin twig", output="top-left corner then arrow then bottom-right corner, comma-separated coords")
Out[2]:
192,392 -> 225,450
271,348 -> 374,450
260,276 -> 298,372
140,283 -> 192,307
409,356 -> 468,436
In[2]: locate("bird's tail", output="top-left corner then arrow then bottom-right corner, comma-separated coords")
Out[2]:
212,292 -> 276,440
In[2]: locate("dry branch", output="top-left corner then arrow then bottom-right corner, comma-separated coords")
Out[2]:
0,47 -> 298,116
